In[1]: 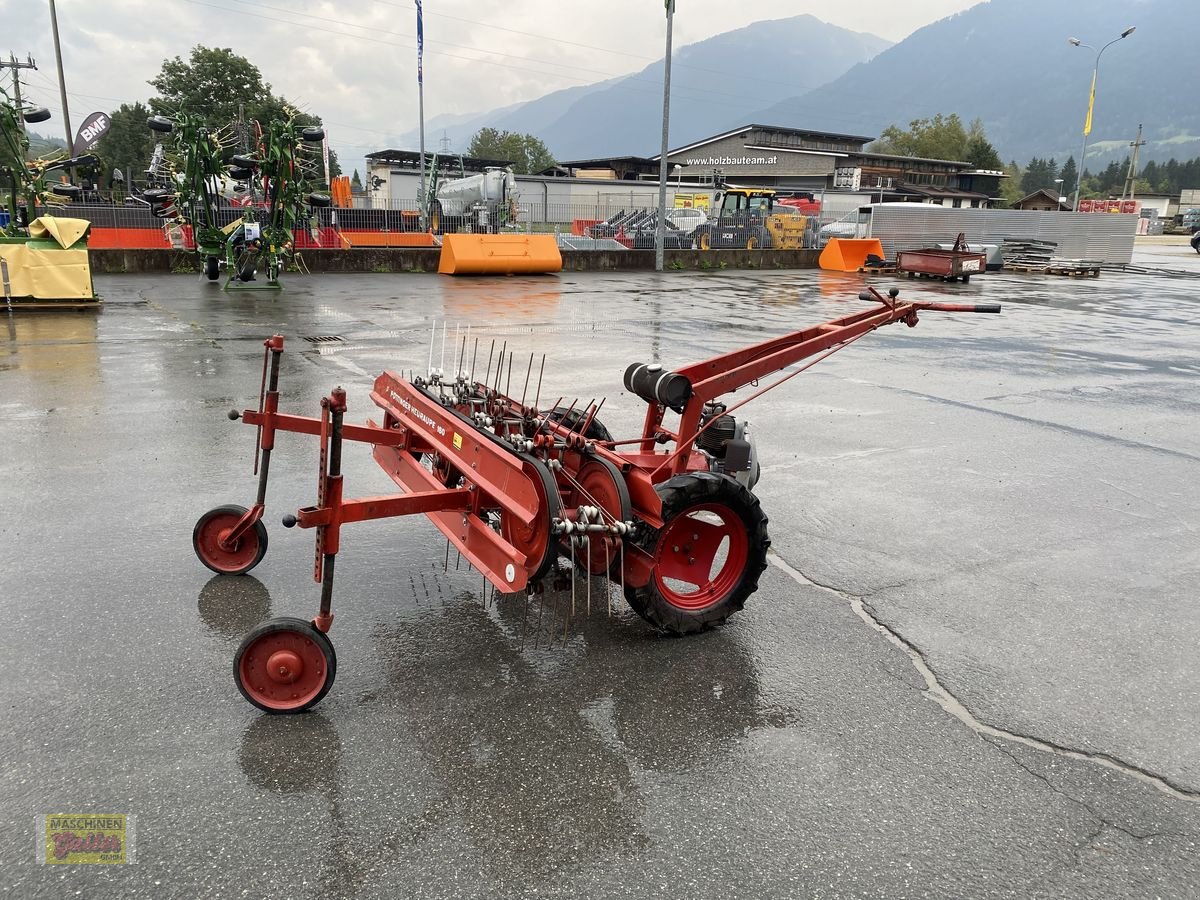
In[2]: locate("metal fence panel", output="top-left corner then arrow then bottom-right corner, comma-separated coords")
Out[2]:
866,207 -> 1138,264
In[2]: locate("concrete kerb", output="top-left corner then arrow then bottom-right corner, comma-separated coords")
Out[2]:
88,247 -> 821,274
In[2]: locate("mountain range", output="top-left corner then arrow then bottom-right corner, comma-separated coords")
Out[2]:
747,0 -> 1199,169
401,15 -> 890,161
404,0 -> 1199,172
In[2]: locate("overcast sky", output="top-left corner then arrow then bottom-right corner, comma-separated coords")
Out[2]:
2,0 -> 978,168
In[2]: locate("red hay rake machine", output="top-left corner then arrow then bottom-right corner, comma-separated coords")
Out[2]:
194,287 -> 1000,713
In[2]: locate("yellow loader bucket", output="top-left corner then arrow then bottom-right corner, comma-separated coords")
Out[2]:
818,238 -> 885,272
438,234 -> 562,276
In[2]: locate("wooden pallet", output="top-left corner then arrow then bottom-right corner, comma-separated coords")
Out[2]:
857,265 -> 897,274
1005,263 -> 1102,278
1046,265 -> 1101,278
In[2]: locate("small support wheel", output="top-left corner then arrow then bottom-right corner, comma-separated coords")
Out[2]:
204,255 -> 220,281
234,617 -> 336,713
625,472 -> 769,635
193,504 -> 268,575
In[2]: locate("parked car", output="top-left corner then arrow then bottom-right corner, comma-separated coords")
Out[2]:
666,207 -> 708,236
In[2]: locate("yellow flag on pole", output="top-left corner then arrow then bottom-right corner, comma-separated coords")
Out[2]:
1083,70 -> 1097,136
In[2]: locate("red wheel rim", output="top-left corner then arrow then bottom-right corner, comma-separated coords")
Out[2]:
654,503 -> 749,611
237,629 -> 330,711
195,510 -> 261,574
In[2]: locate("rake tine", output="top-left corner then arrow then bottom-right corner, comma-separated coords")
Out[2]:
470,337 -> 479,385
494,341 -> 507,398
570,536 -> 577,617
455,549 -> 461,571
444,538 -> 450,573
520,352 -> 534,408
605,537 -> 612,617
586,535 -> 592,617
537,586 -> 546,649
619,538 -> 626,613
521,590 -> 529,646
533,354 -> 546,411
440,322 -> 447,376
581,397 -> 606,439
457,326 -> 466,377
427,321 -> 436,377
483,340 -> 495,396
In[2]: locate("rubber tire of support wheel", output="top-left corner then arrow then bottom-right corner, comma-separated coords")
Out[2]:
192,504 -> 269,575
545,405 -> 614,443
624,472 -> 769,635
234,617 -> 336,714
204,256 -> 220,281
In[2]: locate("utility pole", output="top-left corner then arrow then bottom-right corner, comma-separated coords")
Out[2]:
1120,123 -> 1145,202
1,54 -> 37,141
47,0 -> 74,152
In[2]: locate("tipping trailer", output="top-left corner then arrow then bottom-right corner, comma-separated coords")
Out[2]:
193,287 -> 1001,713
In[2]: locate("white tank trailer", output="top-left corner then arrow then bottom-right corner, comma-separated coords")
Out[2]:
434,167 -> 518,231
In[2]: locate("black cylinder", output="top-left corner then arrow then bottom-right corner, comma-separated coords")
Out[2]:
623,363 -> 692,412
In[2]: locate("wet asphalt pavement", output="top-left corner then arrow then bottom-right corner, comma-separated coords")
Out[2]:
2,242 -> 1200,898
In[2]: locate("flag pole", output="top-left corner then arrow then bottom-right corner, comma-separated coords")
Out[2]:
654,0 -> 675,273
417,0 -> 427,228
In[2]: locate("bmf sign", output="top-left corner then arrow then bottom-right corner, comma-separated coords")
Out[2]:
72,111 -> 112,155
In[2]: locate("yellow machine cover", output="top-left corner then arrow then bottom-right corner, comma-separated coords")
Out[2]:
0,216 -> 96,301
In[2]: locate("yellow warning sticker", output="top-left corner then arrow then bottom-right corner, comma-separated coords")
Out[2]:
453,433 -> 463,450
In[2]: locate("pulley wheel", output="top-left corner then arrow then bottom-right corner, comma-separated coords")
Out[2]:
564,457 -> 630,576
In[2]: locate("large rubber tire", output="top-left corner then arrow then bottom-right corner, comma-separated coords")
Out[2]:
235,616 -> 336,713
625,472 -> 769,635
545,405 -> 614,443
193,504 -> 268,575
204,255 -> 220,281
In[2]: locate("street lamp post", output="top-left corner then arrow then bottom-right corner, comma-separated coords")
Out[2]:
1054,177 -> 1065,208
1068,26 -> 1135,212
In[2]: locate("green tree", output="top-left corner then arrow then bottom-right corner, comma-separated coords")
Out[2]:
1020,157 -> 1059,194
869,113 -> 970,160
467,128 -> 555,175
997,160 -> 1024,207
91,102 -> 156,189
148,46 -> 339,176
1058,156 -> 1078,199
964,133 -> 1003,169
351,168 -> 362,192
963,118 -> 1003,169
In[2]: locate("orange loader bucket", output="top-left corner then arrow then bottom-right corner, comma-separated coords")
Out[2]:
818,238 -> 885,272
438,234 -> 562,276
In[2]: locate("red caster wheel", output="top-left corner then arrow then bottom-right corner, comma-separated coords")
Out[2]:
234,617 -> 336,714
193,505 -> 268,575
